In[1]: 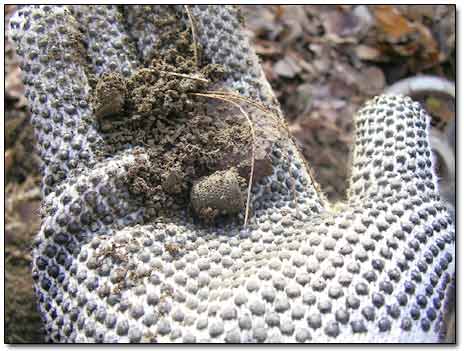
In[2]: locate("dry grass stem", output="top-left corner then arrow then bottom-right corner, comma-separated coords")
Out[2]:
184,5 -> 200,68
159,70 -> 209,83
206,90 -> 273,114
206,90 -> 287,130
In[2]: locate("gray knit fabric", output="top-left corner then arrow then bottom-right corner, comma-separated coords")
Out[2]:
9,5 -> 455,343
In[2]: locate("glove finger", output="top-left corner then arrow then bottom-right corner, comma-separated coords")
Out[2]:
66,5 -> 138,78
185,5 -> 277,105
347,95 -> 441,204
123,5 -> 277,106
9,5 -> 102,196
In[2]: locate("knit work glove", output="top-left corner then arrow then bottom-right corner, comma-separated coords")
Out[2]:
10,5 -> 455,343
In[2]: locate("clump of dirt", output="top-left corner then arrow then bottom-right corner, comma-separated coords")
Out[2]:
122,107 -> 254,222
92,72 -> 127,121
125,62 -> 223,119
92,7 -> 276,223
191,167 -> 247,222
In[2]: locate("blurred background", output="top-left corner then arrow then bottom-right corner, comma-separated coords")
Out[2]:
5,5 -> 455,343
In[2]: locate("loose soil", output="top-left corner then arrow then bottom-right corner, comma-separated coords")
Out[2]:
93,8 -> 276,223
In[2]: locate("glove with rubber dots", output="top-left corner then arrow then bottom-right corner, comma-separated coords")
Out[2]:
10,5 -> 455,343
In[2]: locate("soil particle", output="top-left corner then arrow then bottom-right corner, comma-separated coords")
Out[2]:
125,67 -> 200,118
191,167 -> 246,222
92,72 -> 127,121
162,167 -> 185,194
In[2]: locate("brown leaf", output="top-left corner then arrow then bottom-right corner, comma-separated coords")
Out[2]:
242,5 -> 279,39
358,67 -> 386,95
274,5 -> 285,20
372,5 -> 415,41
279,6 -> 313,43
321,9 -> 362,40
273,57 -> 301,78
261,61 -> 277,81
5,149 -> 15,173
254,39 -> 281,56
5,65 -> 27,109
395,5 -> 437,21
354,45 -> 383,61
426,96 -> 454,123
414,22 -> 440,63
369,5 -> 442,71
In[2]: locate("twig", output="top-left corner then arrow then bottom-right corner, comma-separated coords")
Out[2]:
159,70 -> 209,83
193,92 -> 256,227
184,5 -> 200,68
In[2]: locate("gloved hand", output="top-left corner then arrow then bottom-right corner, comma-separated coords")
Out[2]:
10,5 -> 455,343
